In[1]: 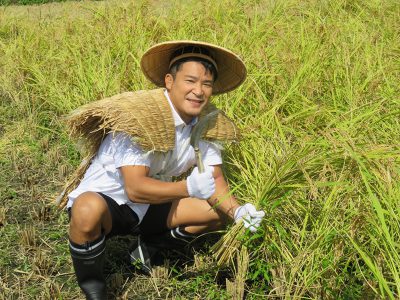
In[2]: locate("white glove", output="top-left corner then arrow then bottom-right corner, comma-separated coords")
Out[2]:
234,203 -> 265,233
186,166 -> 215,199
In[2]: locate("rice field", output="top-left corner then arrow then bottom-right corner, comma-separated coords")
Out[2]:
0,0 -> 399,299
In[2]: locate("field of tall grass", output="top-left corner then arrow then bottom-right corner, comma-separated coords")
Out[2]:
0,0 -> 399,299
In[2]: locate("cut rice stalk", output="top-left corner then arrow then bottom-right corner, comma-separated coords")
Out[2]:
211,221 -> 245,267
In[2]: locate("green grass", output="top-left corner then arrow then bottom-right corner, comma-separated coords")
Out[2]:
1,0 -> 399,298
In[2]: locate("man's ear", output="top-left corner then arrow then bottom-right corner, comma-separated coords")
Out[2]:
165,74 -> 173,90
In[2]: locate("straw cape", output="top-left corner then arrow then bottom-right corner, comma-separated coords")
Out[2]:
56,88 -> 241,208
141,40 -> 247,95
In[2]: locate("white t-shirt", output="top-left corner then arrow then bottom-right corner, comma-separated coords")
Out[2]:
67,90 -> 222,223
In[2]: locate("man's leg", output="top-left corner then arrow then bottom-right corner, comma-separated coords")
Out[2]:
163,197 -> 226,250
166,197 -> 226,234
69,192 -> 112,300
140,197 -> 226,246
130,198 -> 226,273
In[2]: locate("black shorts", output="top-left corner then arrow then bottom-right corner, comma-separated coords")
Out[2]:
139,200 -> 172,235
68,192 -> 172,237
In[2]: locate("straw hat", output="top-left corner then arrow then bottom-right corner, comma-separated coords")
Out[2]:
140,40 -> 247,94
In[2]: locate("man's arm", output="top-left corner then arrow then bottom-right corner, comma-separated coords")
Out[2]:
120,164 -> 238,210
120,165 -> 189,204
120,164 -> 215,204
207,165 -> 240,219
208,166 -> 265,232
209,165 -> 266,232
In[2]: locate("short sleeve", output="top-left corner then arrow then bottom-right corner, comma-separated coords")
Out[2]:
112,133 -> 152,168
200,141 -> 223,166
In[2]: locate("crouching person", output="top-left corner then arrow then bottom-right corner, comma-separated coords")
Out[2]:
63,41 -> 265,299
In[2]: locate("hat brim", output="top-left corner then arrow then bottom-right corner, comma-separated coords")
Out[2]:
140,40 -> 247,95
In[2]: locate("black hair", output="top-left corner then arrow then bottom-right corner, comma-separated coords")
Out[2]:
169,57 -> 218,82
168,46 -> 218,81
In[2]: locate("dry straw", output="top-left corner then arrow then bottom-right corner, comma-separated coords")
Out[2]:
56,88 -> 240,208
211,221 -> 245,267
213,221 -> 249,299
226,245 -> 249,300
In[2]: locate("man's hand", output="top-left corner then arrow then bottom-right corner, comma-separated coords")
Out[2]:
186,166 -> 215,199
234,203 -> 265,233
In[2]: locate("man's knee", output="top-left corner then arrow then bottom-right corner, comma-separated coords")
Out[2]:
70,192 -> 108,234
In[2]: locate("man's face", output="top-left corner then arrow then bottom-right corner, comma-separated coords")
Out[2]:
165,61 -> 214,124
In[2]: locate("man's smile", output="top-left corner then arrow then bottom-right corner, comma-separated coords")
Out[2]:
186,98 -> 204,104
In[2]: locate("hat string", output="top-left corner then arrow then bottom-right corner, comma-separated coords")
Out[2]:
168,52 -> 218,72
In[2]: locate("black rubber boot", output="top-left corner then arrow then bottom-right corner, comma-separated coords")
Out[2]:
69,235 -> 107,300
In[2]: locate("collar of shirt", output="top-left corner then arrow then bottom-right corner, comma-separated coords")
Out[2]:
163,89 -> 198,128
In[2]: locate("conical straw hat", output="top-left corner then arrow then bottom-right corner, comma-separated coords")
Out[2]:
141,40 -> 247,95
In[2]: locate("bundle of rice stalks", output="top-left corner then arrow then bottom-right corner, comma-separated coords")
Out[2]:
211,221 -> 245,267
212,146 -> 321,267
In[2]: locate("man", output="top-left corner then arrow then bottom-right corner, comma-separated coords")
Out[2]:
64,41 -> 265,300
